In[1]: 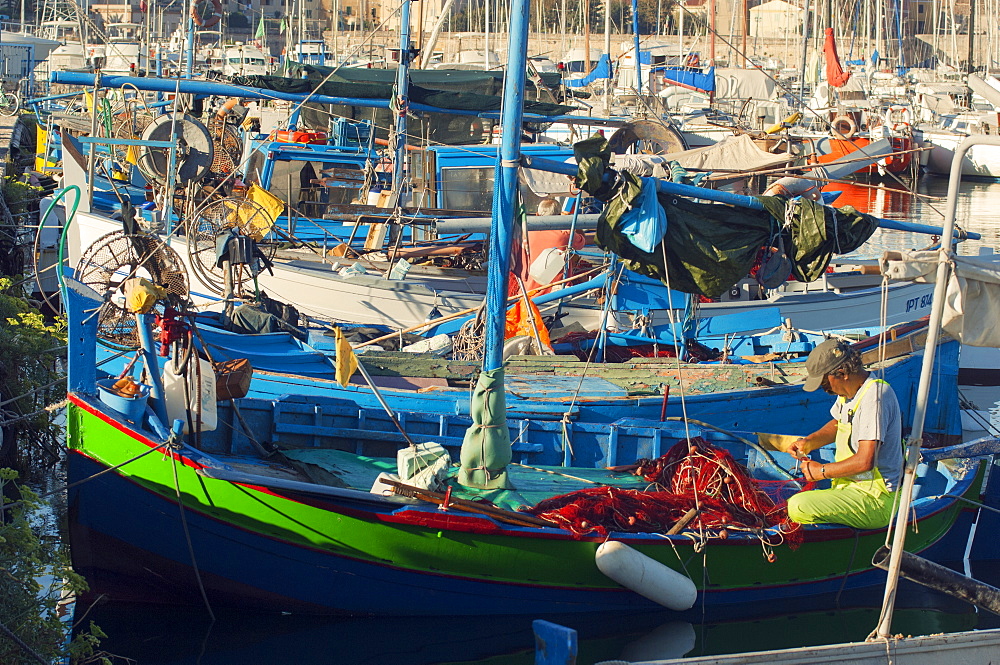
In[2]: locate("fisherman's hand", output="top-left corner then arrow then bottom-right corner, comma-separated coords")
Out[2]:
788,437 -> 810,459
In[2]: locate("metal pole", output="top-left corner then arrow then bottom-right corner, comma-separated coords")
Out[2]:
603,0 -> 611,113
631,0 -> 641,95
392,0 -> 412,196
798,0 -> 811,109
186,0 -> 195,77
86,69 -> 102,211
873,133 -> 1000,638
482,0 -> 530,371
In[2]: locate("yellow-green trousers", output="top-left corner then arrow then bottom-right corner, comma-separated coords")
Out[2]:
787,484 -> 897,530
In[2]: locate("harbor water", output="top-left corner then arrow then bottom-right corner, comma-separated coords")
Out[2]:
70,176 -> 1000,664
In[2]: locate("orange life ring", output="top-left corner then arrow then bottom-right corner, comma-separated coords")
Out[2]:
192,0 -> 223,28
217,97 -> 240,118
685,53 -> 700,67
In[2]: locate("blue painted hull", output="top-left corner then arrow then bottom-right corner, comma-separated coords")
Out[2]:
69,451 -> 946,615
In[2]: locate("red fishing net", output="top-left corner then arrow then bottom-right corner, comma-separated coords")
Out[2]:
523,437 -> 806,543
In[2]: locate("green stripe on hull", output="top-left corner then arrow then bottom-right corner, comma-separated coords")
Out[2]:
67,399 -> 978,596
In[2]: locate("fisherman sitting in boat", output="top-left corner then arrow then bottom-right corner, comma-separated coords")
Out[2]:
785,339 -> 904,530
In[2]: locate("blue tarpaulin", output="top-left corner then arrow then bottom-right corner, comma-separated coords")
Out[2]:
657,66 -> 715,93
564,53 -> 613,88
617,177 -> 668,253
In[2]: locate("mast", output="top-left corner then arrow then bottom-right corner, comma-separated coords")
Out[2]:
741,0 -> 748,66
709,0 -> 716,65
966,0 -> 975,72
393,0 -> 413,195
603,0 -> 611,112
482,0 -> 528,370
484,0 -> 490,69
630,0 -> 640,94
798,0 -> 811,110
875,0 -> 883,62
560,0 -> 567,64
678,2 -> 684,70
185,0 -> 195,76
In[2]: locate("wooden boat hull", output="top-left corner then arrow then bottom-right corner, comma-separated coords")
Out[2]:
70,210 -> 941,334
100,328 -> 965,442
66,394 -> 981,616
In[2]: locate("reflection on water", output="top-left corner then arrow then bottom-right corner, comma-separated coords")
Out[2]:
77,582 -> 984,664
823,180 -> 915,221
825,178 -> 1000,259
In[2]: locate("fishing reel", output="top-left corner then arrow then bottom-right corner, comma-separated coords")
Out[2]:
186,197 -> 278,298
74,230 -> 190,350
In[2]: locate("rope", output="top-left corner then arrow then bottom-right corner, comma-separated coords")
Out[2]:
0,398 -> 68,427
168,441 -> 216,622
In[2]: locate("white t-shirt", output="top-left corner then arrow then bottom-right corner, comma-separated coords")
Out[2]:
829,376 -> 904,492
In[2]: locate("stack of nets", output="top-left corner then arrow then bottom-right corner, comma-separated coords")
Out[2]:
522,437 -> 803,539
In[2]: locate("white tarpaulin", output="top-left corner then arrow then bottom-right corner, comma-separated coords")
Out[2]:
612,134 -> 794,175
881,249 -> 1000,347
519,161 -> 578,197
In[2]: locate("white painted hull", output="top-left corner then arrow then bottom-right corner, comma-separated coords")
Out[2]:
919,130 -> 1000,179
689,280 -> 936,334
69,211 -> 952,338
71,212 -> 487,327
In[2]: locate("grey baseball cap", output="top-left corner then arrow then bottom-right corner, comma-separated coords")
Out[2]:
803,338 -> 854,392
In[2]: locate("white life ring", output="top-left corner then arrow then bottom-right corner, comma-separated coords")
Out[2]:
883,105 -> 913,128
831,115 -> 857,139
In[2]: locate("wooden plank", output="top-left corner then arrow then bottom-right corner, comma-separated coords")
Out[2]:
504,375 -> 628,399
274,423 -> 544,453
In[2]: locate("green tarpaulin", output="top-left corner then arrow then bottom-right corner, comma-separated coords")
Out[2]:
574,136 -> 879,298
231,73 -> 574,116
459,367 -> 514,490
288,62 -> 565,99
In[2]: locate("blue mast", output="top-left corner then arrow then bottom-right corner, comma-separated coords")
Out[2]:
481,0 -> 529,370
186,0 -> 195,77
392,0 -> 413,195
456,0 -> 529,490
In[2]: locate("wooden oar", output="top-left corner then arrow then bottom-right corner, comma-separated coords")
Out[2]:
381,478 -> 558,528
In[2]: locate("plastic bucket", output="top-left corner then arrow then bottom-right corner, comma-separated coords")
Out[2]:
96,379 -> 151,422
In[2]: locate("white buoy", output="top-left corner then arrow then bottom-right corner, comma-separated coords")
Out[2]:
595,541 -> 697,611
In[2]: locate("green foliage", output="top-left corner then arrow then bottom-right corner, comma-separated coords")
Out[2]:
2,176 -> 42,220
227,11 -> 250,29
0,277 -> 67,466
0,470 -> 109,664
